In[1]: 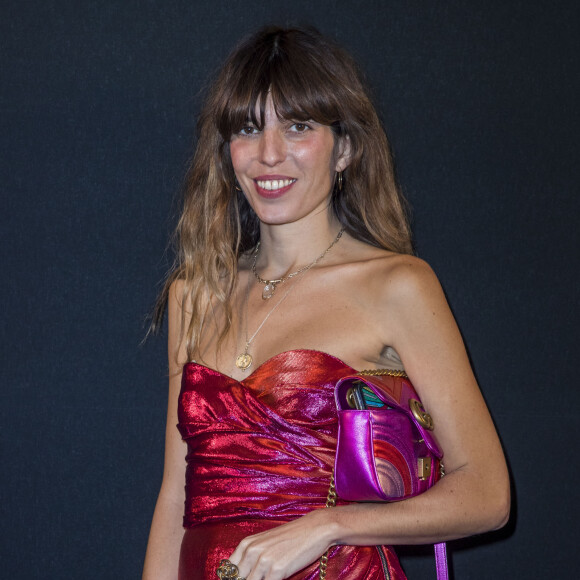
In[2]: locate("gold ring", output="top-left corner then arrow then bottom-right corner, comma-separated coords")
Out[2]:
216,559 -> 245,580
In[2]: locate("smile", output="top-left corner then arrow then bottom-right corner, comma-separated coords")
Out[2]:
255,178 -> 296,191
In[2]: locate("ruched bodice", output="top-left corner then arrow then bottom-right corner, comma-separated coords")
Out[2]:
177,349 -> 406,579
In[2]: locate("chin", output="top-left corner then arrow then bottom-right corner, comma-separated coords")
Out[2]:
255,214 -> 300,226
248,204 -> 300,226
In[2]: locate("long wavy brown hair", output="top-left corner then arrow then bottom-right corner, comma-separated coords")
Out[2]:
151,26 -> 413,360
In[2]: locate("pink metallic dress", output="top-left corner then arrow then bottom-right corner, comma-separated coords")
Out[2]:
177,349 -> 407,579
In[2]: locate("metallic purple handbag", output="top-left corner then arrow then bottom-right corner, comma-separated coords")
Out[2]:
333,371 -> 449,580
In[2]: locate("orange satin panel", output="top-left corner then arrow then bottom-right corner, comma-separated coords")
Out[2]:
177,349 -> 407,579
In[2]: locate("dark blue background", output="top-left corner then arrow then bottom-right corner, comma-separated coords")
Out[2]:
1,1 -> 578,578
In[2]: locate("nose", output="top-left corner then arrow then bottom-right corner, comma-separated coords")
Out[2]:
258,128 -> 286,166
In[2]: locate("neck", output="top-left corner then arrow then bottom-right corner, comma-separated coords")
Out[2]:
255,213 -> 343,278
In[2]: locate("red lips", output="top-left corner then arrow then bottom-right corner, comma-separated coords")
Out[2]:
253,176 -> 297,199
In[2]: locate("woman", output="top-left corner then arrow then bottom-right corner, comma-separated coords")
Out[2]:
143,26 -> 509,580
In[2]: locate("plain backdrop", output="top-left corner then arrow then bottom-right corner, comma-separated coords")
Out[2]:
1,1 -> 578,578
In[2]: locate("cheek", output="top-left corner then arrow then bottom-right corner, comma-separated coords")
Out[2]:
229,140 -> 248,173
293,139 -> 335,176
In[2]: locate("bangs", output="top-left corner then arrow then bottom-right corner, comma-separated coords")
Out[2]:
216,29 -> 344,139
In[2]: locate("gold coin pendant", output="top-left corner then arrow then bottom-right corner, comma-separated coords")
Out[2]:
235,353 -> 253,370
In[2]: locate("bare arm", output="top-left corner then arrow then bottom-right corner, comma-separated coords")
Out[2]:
228,257 -> 510,579
143,281 -> 188,580
324,257 -> 509,544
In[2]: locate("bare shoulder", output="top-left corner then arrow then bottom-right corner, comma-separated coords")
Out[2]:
168,277 -> 196,321
339,240 -> 443,310
373,254 -> 443,306
167,278 -> 190,370
341,248 -> 453,354
376,255 -> 451,334
168,278 -> 186,309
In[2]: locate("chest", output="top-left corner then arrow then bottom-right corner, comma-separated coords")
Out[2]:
199,270 -> 388,380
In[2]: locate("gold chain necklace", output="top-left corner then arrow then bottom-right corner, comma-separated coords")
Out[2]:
251,229 -> 344,300
235,229 -> 344,370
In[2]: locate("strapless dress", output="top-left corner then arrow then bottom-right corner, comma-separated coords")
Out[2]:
177,349 -> 407,579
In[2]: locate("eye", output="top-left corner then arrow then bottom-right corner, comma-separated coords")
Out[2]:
238,124 -> 258,136
290,122 -> 311,133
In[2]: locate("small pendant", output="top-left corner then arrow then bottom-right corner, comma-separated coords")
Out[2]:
235,352 -> 253,370
262,283 -> 276,300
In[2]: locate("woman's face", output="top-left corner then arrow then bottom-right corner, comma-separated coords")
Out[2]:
230,95 -> 350,227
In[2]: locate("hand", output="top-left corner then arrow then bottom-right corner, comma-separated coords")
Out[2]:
228,509 -> 335,580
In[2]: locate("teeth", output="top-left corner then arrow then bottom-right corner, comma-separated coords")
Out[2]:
256,178 -> 296,191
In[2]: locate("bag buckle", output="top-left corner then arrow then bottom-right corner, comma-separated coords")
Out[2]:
409,398 -> 434,430
417,457 -> 432,480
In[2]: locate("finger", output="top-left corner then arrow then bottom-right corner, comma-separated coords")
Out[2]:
246,549 -> 285,580
232,542 -> 272,580
227,537 -> 255,578
228,535 -> 249,566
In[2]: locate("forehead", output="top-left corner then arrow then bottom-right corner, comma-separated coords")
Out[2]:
217,64 -> 341,140
244,89 -> 313,125
248,93 -> 304,122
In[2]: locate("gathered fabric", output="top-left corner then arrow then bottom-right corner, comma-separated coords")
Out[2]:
177,349 -> 407,579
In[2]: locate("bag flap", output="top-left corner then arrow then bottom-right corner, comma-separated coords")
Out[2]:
335,374 -> 443,459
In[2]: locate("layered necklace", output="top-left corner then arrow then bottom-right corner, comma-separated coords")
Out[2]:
251,229 -> 344,300
235,228 -> 344,370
